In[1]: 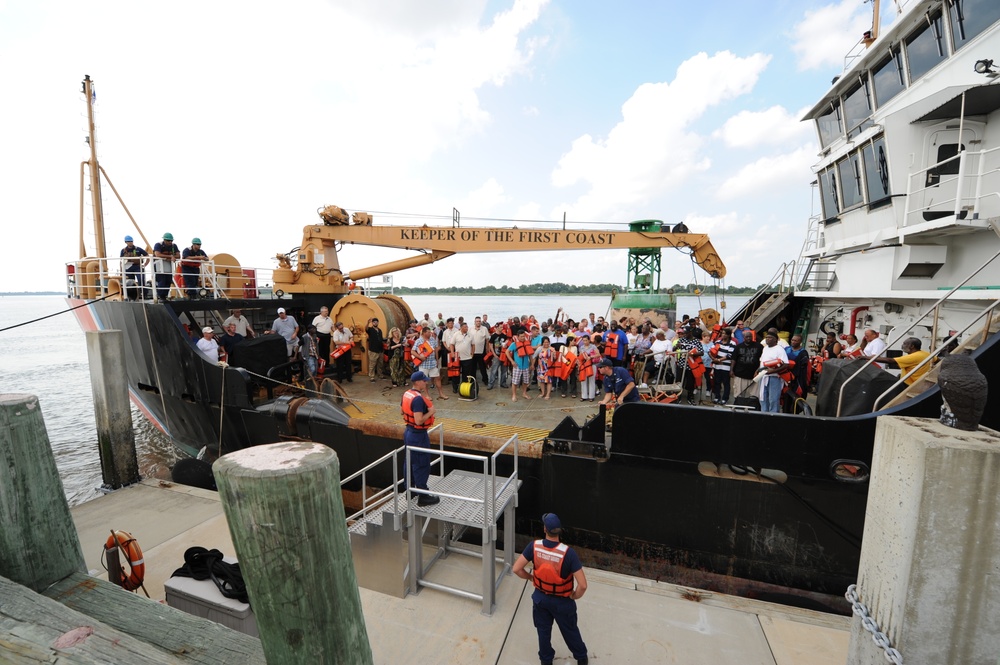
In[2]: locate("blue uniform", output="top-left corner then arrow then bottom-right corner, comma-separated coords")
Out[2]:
404,392 -> 432,490
522,539 -> 588,663
602,366 -> 640,402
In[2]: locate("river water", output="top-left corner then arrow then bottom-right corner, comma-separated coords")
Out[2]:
0,293 -> 746,507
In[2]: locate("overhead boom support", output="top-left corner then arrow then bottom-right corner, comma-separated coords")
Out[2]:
273,213 -> 726,296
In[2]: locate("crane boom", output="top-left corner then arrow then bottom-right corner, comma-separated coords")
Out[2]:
272,211 -> 726,295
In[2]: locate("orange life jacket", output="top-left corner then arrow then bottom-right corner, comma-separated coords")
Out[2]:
810,355 -> 825,375
708,342 -> 722,361
331,342 -> 353,360
845,346 -> 863,359
447,351 -> 460,377
578,355 -> 594,381
604,334 -> 619,358
515,339 -> 534,358
411,340 -> 433,367
688,350 -> 705,382
531,540 -> 573,597
763,358 -> 795,383
557,351 -> 577,380
404,344 -> 412,363
401,389 -> 434,429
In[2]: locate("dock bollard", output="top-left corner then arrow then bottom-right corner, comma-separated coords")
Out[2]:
85,330 -> 140,489
0,394 -> 86,591
213,442 -> 373,664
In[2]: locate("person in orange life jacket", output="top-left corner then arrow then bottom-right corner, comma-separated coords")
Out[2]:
785,334 -> 809,398
506,330 -> 534,403
674,327 -> 704,405
331,321 -> 354,382
487,328 -> 510,390
602,321 -> 628,367
512,513 -> 589,665
180,238 -> 208,299
597,358 -> 639,406
757,328 -> 790,413
576,335 -> 600,401
412,326 -> 449,400
533,336 -> 555,399
711,329 -> 735,405
401,371 -> 439,506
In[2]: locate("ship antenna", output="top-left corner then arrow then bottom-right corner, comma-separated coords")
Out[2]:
81,75 -> 106,259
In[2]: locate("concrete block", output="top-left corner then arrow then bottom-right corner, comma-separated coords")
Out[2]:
849,416 -> 1000,665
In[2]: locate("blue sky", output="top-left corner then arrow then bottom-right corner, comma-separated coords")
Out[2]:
0,0 -> 886,292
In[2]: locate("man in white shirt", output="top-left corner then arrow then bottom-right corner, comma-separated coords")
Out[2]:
453,322 -> 475,389
862,329 -> 887,368
470,317 -> 491,384
223,309 -> 255,339
312,306 -> 334,366
195,326 -> 220,364
332,321 -> 354,382
758,328 -> 790,413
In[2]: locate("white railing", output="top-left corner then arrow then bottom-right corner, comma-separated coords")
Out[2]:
65,258 -> 277,303
902,145 -> 1000,227
835,247 -> 1000,416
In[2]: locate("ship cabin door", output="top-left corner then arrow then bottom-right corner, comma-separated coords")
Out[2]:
918,121 -> 983,222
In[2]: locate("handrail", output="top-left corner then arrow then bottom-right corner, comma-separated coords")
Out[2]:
903,144 -> 1000,226
871,303 -> 1000,411
491,434 -> 519,510
835,247 -> 1000,416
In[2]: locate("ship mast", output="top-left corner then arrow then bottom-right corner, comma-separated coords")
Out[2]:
82,75 -> 106,259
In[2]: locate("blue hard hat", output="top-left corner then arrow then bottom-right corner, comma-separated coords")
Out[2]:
124,235 -> 133,242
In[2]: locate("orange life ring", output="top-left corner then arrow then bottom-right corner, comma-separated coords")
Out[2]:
106,530 -> 145,592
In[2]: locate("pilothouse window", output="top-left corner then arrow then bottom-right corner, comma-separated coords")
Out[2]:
838,154 -> 865,210
817,102 -> 843,149
905,10 -> 947,82
949,0 -> 1000,50
872,47 -> 905,108
843,79 -> 874,138
863,137 -> 891,205
819,168 -> 840,221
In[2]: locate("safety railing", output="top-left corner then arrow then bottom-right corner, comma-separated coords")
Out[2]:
342,423 -> 444,531
405,431 -> 518,534
66,258 -> 276,303
902,145 -> 1000,228
835,247 -> 1000,416
870,301 -> 1000,412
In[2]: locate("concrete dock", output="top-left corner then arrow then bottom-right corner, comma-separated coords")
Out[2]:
70,478 -> 849,664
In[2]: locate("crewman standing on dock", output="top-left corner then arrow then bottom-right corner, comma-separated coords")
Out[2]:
513,513 -> 589,665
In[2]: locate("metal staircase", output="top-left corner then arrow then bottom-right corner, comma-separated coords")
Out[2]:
745,292 -> 793,331
341,426 -> 522,615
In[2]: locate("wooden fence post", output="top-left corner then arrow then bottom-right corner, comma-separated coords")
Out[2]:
213,442 -> 372,664
0,394 -> 86,591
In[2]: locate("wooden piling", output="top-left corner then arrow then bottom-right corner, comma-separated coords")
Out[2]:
213,442 -> 373,664
0,394 -> 86,591
85,330 -> 140,489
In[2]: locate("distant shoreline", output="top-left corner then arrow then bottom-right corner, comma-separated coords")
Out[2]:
0,292 -> 63,296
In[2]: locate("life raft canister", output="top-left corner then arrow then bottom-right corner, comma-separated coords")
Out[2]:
106,530 -> 145,592
401,389 -> 435,429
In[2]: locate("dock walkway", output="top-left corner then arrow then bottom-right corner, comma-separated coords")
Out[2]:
69,479 -> 848,664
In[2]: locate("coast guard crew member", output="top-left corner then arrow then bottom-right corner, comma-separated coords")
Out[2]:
402,371 -> 439,506
512,513 -> 589,665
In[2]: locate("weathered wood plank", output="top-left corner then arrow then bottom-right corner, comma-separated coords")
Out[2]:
42,571 -> 265,665
0,394 -> 86,592
0,574 -> 181,664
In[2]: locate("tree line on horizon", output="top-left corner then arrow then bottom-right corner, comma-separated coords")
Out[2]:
393,282 -> 766,295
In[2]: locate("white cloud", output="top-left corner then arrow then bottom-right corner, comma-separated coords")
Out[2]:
714,145 -> 817,201
714,106 -> 813,148
522,105 -> 540,116
550,51 -> 771,220
790,0 -> 872,71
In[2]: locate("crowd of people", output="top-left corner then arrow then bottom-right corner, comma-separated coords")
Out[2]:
194,304 -> 930,414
